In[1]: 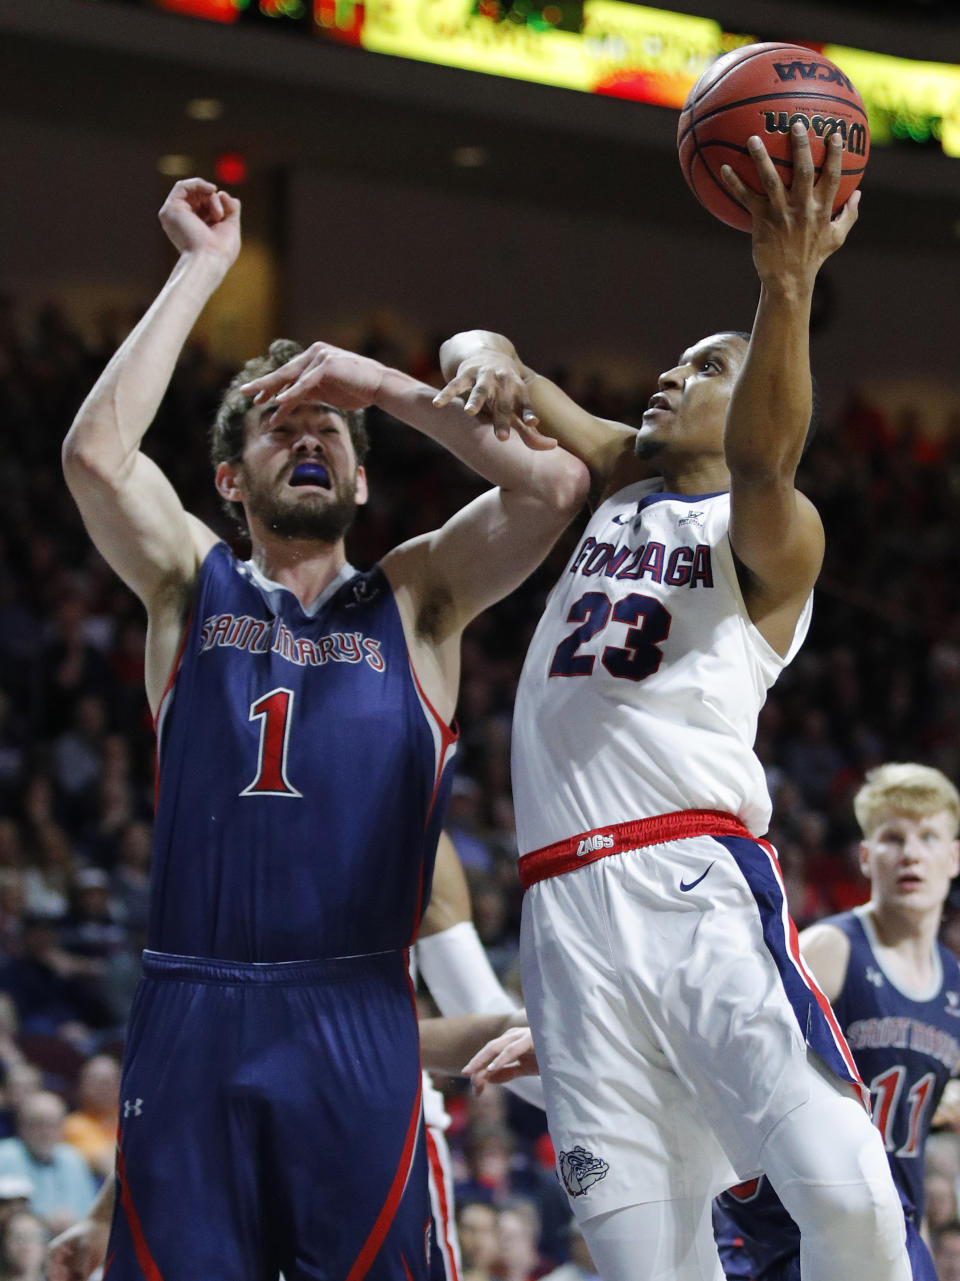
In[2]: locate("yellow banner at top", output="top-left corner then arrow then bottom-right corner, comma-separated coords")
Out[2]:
361,0 -> 717,102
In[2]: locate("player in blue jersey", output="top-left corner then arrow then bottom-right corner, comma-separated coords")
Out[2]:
58,177 -> 588,1281
715,762 -> 960,1281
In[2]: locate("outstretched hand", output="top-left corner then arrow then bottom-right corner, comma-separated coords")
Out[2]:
720,123 -> 860,284
434,357 -> 556,451
462,1024 -> 538,1094
240,342 -> 385,422
158,178 -> 241,265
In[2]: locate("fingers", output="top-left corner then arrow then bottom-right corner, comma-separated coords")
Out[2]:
241,350 -> 315,403
789,123 -> 816,196
829,187 -> 861,244
464,370 -> 495,418
815,129 -> 844,207
432,373 -> 473,410
463,1027 -> 531,1076
745,134 -> 786,203
719,165 -> 754,222
514,413 -> 557,451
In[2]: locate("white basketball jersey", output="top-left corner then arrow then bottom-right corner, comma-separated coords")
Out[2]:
512,479 -> 811,853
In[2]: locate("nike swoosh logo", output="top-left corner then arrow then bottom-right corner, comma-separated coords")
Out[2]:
679,862 -> 715,892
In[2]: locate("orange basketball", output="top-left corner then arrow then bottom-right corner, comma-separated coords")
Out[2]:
677,42 -> 870,232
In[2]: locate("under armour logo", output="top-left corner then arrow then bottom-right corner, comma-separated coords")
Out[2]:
123,1098 -> 143,1118
865,966 -> 884,988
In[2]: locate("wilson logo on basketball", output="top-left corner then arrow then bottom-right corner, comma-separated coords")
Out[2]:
761,113 -> 869,156
772,60 -> 855,92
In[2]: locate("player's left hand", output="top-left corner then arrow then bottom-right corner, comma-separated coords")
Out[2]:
434,357 -> 556,451
719,123 -> 860,283
462,1024 -> 538,1093
240,342 -> 385,422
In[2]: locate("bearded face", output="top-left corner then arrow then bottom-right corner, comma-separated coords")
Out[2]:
223,402 -> 367,546
242,461 -> 359,544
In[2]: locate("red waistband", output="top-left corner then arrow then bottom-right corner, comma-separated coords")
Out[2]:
518,810 -> 754,889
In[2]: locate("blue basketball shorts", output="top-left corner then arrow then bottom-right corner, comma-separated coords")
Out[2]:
105,948 -> 429,1281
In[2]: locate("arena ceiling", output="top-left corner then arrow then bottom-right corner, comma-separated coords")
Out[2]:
4,0 -> 960,253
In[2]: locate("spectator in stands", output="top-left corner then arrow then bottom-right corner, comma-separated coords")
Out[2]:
539,1221 -> 600,1281
0,1001 -> 23,1082
58,871 -> 127,964
0,1177 -> 33,1230
925,1170 -> 958,1238
0,1092 -> 95,1232
934,1222 -> 960,1281
0,877 -> 25,961
110,822 -> 151,935
1,1069 -> 40,1135
456,1200 -> 501,1281
0,914 -> 106,1043
456,1120 -> 568,1267
61,1056 -> 119,1181
21,827 -> 72,920
0,1208 -> 47,1281
497,1200 -> 544,1281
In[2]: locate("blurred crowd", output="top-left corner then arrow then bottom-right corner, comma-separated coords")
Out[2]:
2,293 -> 960,1275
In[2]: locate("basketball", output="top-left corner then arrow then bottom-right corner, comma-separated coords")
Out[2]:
677,42 -> 870,232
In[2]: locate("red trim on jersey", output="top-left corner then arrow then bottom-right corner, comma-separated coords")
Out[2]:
426,1126 -> 460,1281
152,609 -> 194,734
406,660 -> 458,940
401,1253 -> 415,1281
407,660 -> 459,824
344,985 -> 424,1281
151,608 -> 194,810
115,1146 -> 167,1281
518,810 -> 753,889
756,836 -> 869,1110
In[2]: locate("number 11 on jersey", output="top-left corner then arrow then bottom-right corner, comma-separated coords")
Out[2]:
240,687 -> 303,798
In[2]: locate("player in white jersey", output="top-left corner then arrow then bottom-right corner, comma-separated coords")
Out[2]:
415,833 -> 546,1281
434,128 -> 910,1281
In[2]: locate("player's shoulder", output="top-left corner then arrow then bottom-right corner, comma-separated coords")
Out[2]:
938,937 -> 960,987
799,916 -> 854,1002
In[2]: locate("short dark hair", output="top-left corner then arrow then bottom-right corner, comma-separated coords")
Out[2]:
210,339 -> 370,529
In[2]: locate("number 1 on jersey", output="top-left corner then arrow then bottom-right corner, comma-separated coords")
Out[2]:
241,687 -> 303,798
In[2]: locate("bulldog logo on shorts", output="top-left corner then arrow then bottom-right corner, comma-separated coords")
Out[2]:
558,1146 -> 610,1197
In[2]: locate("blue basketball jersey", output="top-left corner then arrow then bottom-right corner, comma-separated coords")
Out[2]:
716,906 -> 960,1279
149,544 -> 458,962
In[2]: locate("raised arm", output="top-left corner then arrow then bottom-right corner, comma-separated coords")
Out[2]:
239,342 -> 591,641
719,127 -> 859,650
62,179 -> 239,708
436,330 -> 638,493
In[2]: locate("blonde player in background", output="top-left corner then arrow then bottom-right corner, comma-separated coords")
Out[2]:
714,763 -> 960,1281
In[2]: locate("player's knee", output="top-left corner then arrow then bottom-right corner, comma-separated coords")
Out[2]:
784,1171 -> 905,1268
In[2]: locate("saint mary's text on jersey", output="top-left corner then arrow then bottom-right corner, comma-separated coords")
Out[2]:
199,612 -> 386,671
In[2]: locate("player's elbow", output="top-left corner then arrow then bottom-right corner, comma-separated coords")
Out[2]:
726,439 -> 803,489
62,416 -> 126,496
547,453 -> 591,517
